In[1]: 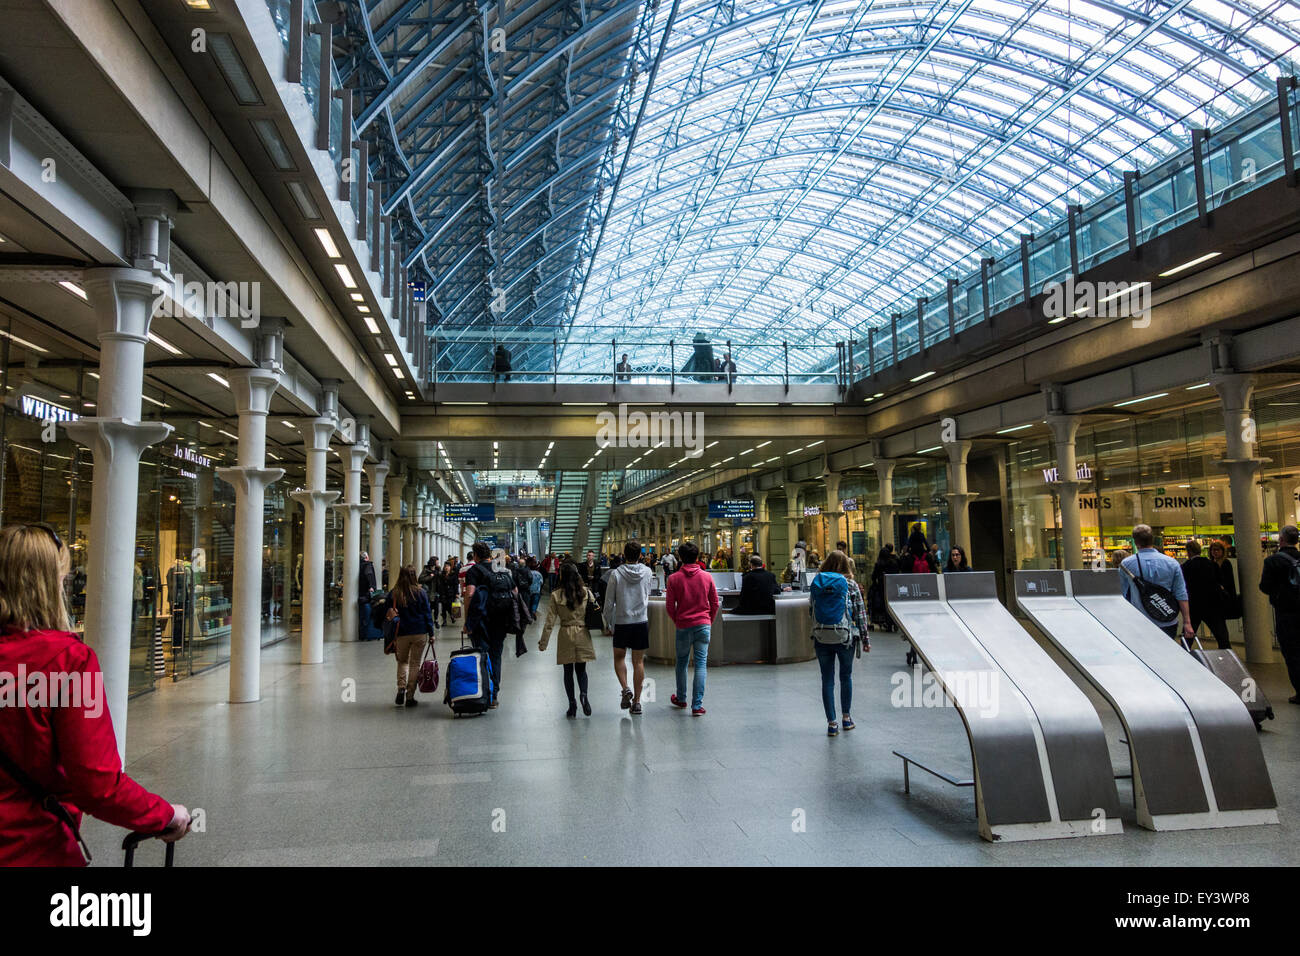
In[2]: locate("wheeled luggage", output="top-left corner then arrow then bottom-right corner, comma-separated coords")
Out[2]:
1184,634 -> 1274,729
445,636 -> 494,716
123,831 -> 175,867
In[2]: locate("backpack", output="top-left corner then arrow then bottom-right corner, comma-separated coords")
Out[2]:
910,554 -> 931,574
810,572 -> 853,645
1120,552 -> 1180,628
484,569 -> 517,625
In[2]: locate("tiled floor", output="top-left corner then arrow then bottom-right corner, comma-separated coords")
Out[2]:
84,613 -> 1300,866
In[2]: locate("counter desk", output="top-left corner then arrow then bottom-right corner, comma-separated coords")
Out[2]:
646,590 -> 814,664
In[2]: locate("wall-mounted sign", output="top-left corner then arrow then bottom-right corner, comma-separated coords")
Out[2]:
409,280 -> 426,303
1041,463 -> 1094,483
709,499 -> 754,520
445,503 -> 495,522
18,395 -> 78,423
803,505 -> 821,517
840,497 -> 858,512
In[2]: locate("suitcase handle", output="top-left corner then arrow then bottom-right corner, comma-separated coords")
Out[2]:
123,831 -> 176,868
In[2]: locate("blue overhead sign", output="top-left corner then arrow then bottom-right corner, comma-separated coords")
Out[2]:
709,499 -> 754,521
445,503 -> 495,522
409,280 -> 426,303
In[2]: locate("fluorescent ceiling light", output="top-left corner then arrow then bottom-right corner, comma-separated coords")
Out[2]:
706,441 -> 719,449
219,429 -> 239,441
0,329 -> 48,354
1159,252 -> 1220,277
281,420 -> 294,428
561,402 -> 606,406
910,371 -> 936,383
207,34 -> 261,106
1048,317 -> 1068,325
786,447 -> 803,455
384,353 -> 398,367
251,118 -> 293,171
363,316 -> 380,335
334,264 -> 357,289
873,393 -> 884,398
1114,393 -> 1168,407
59,280 -> 87,301
734,402 -> 778,406
1185,382 -> 1212,390
208,372 -> 230,388
286,181 -> 320,219
350,293 -> 364,302
996,424 -> 1032,434
141,394 -> 169,408
740,448 -> 754,456
357,305 -> 370,314
198,421 -> 213,428
917,446 -> 941,454
314,228 -> 341,259
807,440 -> 823,447
756,441 -> 771,448
148,332 -> 181,355
393,369 -> 404,379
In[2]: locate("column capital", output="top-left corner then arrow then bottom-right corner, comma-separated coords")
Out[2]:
296,415 -> 337,451
82,267 -> 159,341
1211,371 -> 1255,410
331,501 -> 370,516
290,488 -> 342,510
228,367 -> 281,416
942,439 -> 973,464
1045,413 -> 1080,446
216,465 -> 285,496
65,419 -> 173,462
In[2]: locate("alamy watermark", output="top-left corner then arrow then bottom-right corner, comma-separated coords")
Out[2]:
0,667 -> 104,718
151,274 -> 261,328
1042,276 -> 1151,328
595,403 -> 705,457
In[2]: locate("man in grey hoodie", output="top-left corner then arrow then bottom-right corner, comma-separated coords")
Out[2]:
603,540 -> 655,714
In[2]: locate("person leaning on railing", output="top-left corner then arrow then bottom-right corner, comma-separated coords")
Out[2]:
0,524 -> 190,865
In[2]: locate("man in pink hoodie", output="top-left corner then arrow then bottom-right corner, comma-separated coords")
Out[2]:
665,541 -> 720,715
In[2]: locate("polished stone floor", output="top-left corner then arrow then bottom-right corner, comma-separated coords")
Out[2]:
85,612 -> 1300,866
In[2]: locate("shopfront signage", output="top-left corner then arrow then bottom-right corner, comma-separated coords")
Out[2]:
1041,463 -> 1093,483
709,499 -> 754,520
803,505 -> 821,517
171,444 -> 213,469
445,503 -> 495,522
18,395 -> 78,423
1079,495 -> 1113,510
840,497 -> 858,511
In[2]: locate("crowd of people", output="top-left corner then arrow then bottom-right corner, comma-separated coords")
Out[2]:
4,515 -> 1297,865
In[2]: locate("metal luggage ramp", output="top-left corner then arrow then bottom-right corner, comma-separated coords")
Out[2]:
1015,570 -> 1277,831
885,573 -> 1122,843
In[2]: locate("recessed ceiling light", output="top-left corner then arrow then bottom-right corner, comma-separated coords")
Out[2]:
384,353 -> 398,367
350,293 -> 365,302
910,371 -> 936,382
148,332 -> 182,355
334,264 -> 357,288
996,424 -> 1032,434
59,281 -> 88,301
1185,382 -> 1212,390
1115,393 -> 1168,407
208,372 -> 230,388
0,329 -> 48,354
364,316 -> 380,334
1159,252 -> 1220,277
314,228 -> 341,259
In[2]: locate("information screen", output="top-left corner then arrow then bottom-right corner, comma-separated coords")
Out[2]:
708,499 -> 755,520
444,503 -> 495,521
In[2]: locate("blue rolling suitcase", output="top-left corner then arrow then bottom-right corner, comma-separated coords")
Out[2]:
445,636 -> 494,716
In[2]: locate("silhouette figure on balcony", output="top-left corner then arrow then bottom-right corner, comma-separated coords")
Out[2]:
492,343 -> 512,382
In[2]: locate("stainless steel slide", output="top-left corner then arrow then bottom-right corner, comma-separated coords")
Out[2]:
885,573 -> 1122,842
1015,569 -> 1277,831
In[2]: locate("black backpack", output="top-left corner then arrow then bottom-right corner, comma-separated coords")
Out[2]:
485,569 -> 517,625
1120,552 -> 1180,628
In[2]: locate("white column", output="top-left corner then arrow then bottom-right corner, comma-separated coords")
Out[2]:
754,490 -> 771,564
63,268 -> 173,759
785,481 -> 806,557
1047,415 -> 1084,570
402,486 -> 417,568
291,417 -> 341,665
874,459 -> 897,549
214,368 -> 284,704
1213,373 -> 1273,663
387,471 -> 407,578
332,436 -> 370,643
823,471 -> 844,550
943,439 -> 976,562
364,459 -> 390,573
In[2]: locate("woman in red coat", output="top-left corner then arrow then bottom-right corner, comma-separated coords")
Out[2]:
0,524 -> 190,865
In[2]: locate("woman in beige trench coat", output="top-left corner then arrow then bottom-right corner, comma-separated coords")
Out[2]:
539,562 -> 599,717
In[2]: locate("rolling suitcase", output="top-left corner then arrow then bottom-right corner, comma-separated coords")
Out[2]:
1184,634 -> 1274,729
445,636 -> 494,716
123,831 -> 175,867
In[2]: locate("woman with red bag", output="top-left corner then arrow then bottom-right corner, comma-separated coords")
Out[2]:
384,565 -> 435,708
0,523 -> 190,865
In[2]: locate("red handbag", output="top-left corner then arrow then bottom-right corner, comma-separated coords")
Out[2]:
417,638 -> 439,694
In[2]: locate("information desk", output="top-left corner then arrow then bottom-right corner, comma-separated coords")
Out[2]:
646,591 -> 814,664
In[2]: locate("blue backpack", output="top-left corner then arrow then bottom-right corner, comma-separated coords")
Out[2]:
810,572 -> 852,644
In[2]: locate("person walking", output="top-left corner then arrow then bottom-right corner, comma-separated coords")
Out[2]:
664,542 -> 719,715
538,562 -> 598,717
0,523 -> 191,864
1258,524 -> 1300,704
438,560 -> 459,627
418,557 -> 441,627
385,565 -> 435,707
603,540 -> 654,714
462,541 -> 518,707
1181,539 -> 1231,650
526,556 -> 544,617
1208,539 -> 1240,646
808,550 -> 869,736
1120,524 -> 1194,642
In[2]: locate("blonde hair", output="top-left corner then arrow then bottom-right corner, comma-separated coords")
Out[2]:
0,524 -> 71,632
819,550 -> 851,576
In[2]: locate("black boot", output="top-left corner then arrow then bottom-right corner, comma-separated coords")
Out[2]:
566,699 -> 578,718
581,693 -> 592,717
395,690 -> 405,706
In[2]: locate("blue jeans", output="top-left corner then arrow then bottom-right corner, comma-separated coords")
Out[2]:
529,591 -> 541,616
674,625 -> 710,708
814,641 -> 854,722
